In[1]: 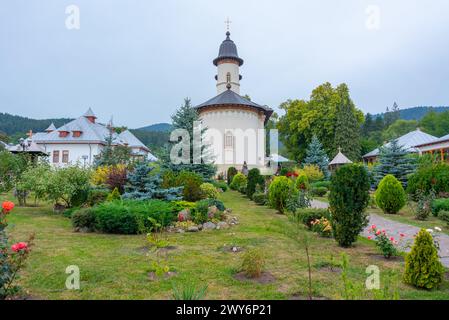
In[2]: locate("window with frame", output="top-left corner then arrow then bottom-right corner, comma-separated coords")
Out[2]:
62,150 -> 69,163
53,150 -> 60,163
225,131 -> 233,148
226,72 -> 231,83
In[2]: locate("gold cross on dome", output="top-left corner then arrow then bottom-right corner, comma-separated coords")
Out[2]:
224,17 -> 232,31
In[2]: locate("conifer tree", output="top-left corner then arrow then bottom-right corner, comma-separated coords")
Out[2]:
333,84 -> 361,161
303,135 -> 330,178
163,98 -> 216,179
373,139 -> 417,187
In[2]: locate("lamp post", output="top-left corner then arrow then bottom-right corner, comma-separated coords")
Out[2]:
82,155 -> 88,168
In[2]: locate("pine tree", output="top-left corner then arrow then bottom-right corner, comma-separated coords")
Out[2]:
163,98 -> 216,179
303,135 -> 330,178
333,84 -> 361,161
373,139 -> 417,187
94,126 -> 131,167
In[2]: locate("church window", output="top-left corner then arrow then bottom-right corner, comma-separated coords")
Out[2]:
53,150 -> 60,163
225,131 -> 233,148
226,72 -> 231,83
62,150 -> 69,163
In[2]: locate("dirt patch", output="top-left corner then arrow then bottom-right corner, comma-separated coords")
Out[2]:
233,271 -> 276,284
289,294 -> 330,300
367,253 -> 404,262
148,271 -> 177,281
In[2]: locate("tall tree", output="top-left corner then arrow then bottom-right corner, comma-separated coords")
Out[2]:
420,110 -> 449,137
303,135 -> 330,178
373,139 -> 417,187
163,98 -> 216,179
383,119 -> 418,141
333,84 -> 361,161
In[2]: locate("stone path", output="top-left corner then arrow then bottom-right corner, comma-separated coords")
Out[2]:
310,200 -> 449,267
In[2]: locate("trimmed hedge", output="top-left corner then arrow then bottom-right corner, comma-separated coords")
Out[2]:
375,174 -> 406,214
230,173 -> 247,191
432,198 -> 449,217
227,167 -> 238,185
310,180 -> 331,189
310,187 -> 328,197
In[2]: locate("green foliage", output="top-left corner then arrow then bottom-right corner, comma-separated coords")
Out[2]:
294,208 -> 330,229
91,200 -> 176,234
124,162 -> 182,201
230,173 -> 247,191
374,139 -> 417,187
329,164 -> 370,247
87,188 -> 109,206
45,166 -> 91,208
420,110 -> 449,137
241,249 -> 265,278
246,168 -> 263,199
369,227 -> 399,259
375,175 -> 406,214
432,198 -> 449,217
407,162 -> 449,197
170,200 -> 196,213
172,282 -> 208,300
106,187 -> 121,202
94,129 -> 132,167
303,135 -> 330,178
285,189 -> 311,213
268,176 -> 294,214
16,162 -> 51,205
71,208 -> 96,231
174,171 -> 204,201
295,173 -> 309,191
409,190 -> 435,221
200,182 -> 219,199
0,112 -> 71,136
383,119 -> 418,141
277,82 -> 364,161
310,180 -> 331,189
212,181 -> 228,192
310,187 -> 328,197
438,210 -> 449,226
0,151 -> 29,193
252,192 -> 267,205
227,167 -> 238,185
403,229 -> 444,289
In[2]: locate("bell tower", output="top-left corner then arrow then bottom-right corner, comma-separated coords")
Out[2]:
213,29 -> 244,94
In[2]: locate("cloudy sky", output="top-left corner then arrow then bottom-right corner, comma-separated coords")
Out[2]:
1,0 -> 449,128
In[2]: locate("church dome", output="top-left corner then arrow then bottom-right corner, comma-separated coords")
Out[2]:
213,32 -> 244,66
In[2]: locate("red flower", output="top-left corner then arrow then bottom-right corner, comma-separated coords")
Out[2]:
400,233 -> 405,237
390,237 -> 395,242
11,242 -> 28,252
2,201 -> 15,213
367,236 -> 372,240
376,230 -> 381,236
371,225 -> 376,230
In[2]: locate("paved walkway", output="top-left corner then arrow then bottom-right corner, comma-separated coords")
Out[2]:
310,200 -> 449,267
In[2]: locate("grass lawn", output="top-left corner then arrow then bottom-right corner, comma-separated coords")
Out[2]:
3,191 -> 449,300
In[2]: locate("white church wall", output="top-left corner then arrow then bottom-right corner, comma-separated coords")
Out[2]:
216,62 -> 240,94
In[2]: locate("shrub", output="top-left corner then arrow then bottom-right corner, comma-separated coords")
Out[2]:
203,198 -> 225,211
310,218 -> 332,237
92,200 -> 176,234
172,282 -> 208,300
432,198 -> 449,217
367,226 -> 399,259
241,249 -> 265,278
295,208 -> 330,229
410,190 -> 435,221
295,173 -> 309,191
213,181 -> 228,192
171,200 -> 196,213
268,176 -> 294,214
193,200 -> 210,224
279,167 -> 289,176
71,208 -> 96,231
403,229 -> 444,289
310,187 -> 328,197
230,173 -> 247,191
106,187 -> 121,202
105,165 -> 128,193
329,164 -> 370,247
246,168 -> 263,199
252,192 -> 267,205
175,171 -> 204,202
227,167 -> 238,185
375,175 -> 406,214
87,188 -> 109,206
299,164 -> 324,182
438,210 -> 449,226
200,183 -> 219,199
407,162 -> 449,197
238,185 -> 247,194
286,189 -> 311,213
310,180 -> 331,189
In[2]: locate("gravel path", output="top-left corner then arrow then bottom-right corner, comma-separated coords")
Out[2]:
310,200 -> 449,267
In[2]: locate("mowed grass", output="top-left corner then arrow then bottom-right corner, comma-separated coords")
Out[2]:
2,191 -> 449,300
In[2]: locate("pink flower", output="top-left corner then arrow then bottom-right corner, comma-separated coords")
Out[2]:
376,230 -> 381,236
400,233 -> 405,237
371,225 -> 376,230
11,242 -> 28,252
1,201 -> 15,213
367,236 -> 372,240
390,237 -> 395,242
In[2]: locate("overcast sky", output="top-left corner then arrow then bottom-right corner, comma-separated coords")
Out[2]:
1,0 -> 449,128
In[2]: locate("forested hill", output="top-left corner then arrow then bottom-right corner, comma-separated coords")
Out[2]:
137,123 -> 172,132
374,106 -> 449,120
0,112 -> 72,136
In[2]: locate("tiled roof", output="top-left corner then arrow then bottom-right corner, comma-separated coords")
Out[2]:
329,150 -> 353,166
362,129 -> 438,158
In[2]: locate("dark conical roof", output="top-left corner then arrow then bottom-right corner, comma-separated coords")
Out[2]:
213,32 -> 244,66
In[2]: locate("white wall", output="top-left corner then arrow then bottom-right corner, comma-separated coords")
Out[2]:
216,62 -> 240,94
38,143 -> 102,167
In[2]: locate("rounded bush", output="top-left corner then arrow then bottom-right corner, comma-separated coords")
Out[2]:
230,173 -> 247,191
252,192 -> 267,205
200,183 -> 219,199
246,168 -> 263,199
403,229 -> 444,289
295,173 -> 309,191
71,208 -> 96,231
227,167 -> 238,185
310,186 -> 328,197
329,164 -> 370,247
375,174 -> 406,214
268,176 -> 294,214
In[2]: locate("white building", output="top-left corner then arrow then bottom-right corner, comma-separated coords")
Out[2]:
29,108 -> 154,167
195,31 -> 273,176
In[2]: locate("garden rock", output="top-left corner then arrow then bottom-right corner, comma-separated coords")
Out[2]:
187,225 -> 199,232
217,221 -> 229,229
203,222 -> 216,230
208,205 -> 219,218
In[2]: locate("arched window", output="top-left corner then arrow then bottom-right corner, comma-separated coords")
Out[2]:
225,131 -> 233,148
226,72 -> 231,83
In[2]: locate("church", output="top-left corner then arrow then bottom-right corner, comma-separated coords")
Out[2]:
195,30 -> 273,176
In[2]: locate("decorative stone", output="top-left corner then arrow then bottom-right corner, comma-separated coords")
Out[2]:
217,221 -> 229,229
176,228 -> 185,233
207,206 -> 219,219
202,222 -> 216,230
224,208 -> 233,215
187,226 -> 199,232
